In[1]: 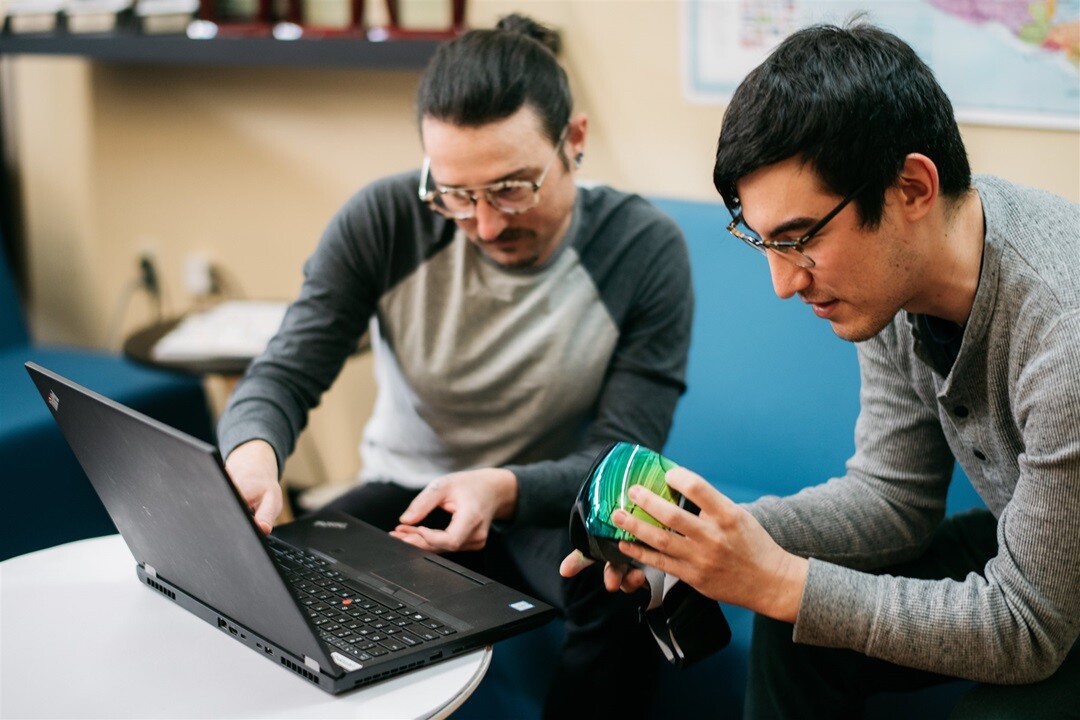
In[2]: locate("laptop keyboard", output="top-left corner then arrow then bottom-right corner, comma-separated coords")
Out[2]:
267,537 -> 457,664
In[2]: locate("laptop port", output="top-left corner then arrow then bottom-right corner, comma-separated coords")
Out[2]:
430,651 -> 443,660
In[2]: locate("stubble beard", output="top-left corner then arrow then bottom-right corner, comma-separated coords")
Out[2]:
476,229 -> 545,269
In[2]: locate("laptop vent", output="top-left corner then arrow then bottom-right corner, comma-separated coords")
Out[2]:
280,657 -> 320,685
355,659 -> 426,687
146,578 -> 176,600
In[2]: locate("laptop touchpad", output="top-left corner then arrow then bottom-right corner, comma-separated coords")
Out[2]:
373,558 -> 483,601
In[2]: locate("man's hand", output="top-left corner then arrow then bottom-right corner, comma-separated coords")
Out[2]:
608,467 -> 809,623
223,439 -> 281,535
389,468 -> 518,553
559,550 -> 650,594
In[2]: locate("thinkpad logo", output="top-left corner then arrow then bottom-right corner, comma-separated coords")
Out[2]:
47,390 -> 60,412
313,520 -> 348,530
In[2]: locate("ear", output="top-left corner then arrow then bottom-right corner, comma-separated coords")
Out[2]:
566,112 -> 588,165
894,153 -> 939,222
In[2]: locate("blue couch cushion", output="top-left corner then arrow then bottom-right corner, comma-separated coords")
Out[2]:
2,347 -> 210,438
0,249 -> 30,350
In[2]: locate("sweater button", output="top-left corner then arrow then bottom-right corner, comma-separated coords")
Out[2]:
954,405 -> 969,418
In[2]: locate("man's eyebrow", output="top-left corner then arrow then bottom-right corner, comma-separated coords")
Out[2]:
762,216 -> 817,239
434,166 -> 538,189
740,211 -> 816,241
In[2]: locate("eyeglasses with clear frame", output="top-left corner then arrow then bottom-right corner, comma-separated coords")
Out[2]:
417,127 -> 569,220
725,183 -> 866,269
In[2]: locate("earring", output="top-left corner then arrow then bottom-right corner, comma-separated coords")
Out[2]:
574,153 -> 584,168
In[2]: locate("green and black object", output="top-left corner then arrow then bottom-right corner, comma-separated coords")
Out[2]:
569,441 -> 730,667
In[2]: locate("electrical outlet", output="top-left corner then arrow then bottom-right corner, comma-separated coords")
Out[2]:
184,253 -> 215,298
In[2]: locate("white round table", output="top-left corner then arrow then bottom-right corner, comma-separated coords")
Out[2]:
0,535 -> 491,719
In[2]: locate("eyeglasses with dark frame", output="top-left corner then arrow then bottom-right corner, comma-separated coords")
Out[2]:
725,183 -> 867,269
418,127 -> 569,220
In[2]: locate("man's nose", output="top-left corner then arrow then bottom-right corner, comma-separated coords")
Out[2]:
766,251 -> 812,299
474,198 -> 509,241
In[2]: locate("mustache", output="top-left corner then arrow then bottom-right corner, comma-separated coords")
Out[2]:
483,229 -> 536,243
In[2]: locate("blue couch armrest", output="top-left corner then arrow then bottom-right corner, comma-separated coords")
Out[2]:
1,347 -> 214,560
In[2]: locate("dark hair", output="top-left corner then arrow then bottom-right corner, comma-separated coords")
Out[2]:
713,21 -> 971,228
416,14 -> 571,145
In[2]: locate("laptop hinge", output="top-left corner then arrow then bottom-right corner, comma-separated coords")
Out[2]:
304,656 -> 321,673
144,564 -> 158,579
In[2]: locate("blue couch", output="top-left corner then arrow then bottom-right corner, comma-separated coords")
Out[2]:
456,197 -> 984,718
1,243 -> 216,561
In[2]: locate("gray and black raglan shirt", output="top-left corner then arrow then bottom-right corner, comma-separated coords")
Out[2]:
217,171 -> 692,527
747,176 -> 1080,684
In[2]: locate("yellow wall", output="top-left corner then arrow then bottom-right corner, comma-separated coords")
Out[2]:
5,0 -> 1079,489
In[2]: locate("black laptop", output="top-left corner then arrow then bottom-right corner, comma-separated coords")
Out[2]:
26,361 -> 554,694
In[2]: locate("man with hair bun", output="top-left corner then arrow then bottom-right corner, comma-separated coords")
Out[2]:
218,14 -> 691,716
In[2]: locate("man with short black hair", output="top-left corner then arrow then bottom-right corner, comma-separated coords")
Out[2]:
219,15 -> 691,717
563,21 -> 1079,717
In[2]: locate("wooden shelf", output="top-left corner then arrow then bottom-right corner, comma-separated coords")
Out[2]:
0,31 -> 440,69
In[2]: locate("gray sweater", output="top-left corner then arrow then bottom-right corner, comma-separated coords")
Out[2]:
747,176 -> 1080,684
218,172 -> 693,527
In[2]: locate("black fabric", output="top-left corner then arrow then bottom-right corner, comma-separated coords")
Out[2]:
911,312 -> 965,377
950,645 -> 1080,719
321,481 -> 661,719
643,580 -> 731,667
744,509 -> 1080,718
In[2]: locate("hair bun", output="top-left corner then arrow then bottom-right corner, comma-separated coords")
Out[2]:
495,13 -> 562,56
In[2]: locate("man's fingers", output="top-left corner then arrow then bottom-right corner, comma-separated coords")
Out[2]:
560,550 -> 596,578
626,484 -> 691,534
612,509 -> 690,580
389,527 -> 437,552
665,467 -> 735,518
602,562 -> 627,592
617,538 -> 682,578
622,468 -> 736,541
560,552 -> 647,595
437,511 -> 484,551
600,562 -> 648,594
252,487 -> 282,535
253,511 -> 275,535
620,567 -> 648,593
613,507 -> 683,555
391,520 -> 481,553
399,483 -> 444,525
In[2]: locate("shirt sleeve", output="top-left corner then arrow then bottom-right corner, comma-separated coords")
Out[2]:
216,180 -> 409,471
751,313 -> 1080,684
746,322 -> 956,567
